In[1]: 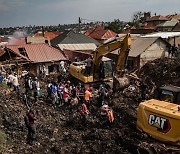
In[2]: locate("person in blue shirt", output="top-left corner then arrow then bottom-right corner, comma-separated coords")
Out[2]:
51,82 -> 58,104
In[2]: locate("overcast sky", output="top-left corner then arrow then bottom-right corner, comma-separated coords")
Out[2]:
0,0 -> 179,28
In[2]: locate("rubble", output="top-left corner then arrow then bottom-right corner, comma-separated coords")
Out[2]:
0,58 -> 180,154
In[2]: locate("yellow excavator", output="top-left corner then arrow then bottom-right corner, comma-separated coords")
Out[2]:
137,85 -> 180,143
69,34 -> 131,88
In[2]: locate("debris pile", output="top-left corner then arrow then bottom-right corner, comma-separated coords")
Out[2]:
0,58 -> 180,154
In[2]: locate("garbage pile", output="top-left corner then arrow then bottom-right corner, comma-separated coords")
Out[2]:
0,58 -> 180,154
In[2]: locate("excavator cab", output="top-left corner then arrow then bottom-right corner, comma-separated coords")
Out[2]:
155,85 -> 180,104
98,57 -> 113,81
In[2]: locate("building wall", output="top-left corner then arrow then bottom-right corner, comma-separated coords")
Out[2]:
36,62 -> 61,75
140,40 -> 168,67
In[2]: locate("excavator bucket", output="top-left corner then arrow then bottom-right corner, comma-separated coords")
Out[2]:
113,74 -> 130,91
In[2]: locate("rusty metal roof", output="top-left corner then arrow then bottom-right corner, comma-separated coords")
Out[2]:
34,32 -> 61,40
6,43 -> 67,63
146,15 -> 168,21
89,29 -> 117,40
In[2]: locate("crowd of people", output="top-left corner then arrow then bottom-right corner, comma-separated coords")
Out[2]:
0,68 -> 115,145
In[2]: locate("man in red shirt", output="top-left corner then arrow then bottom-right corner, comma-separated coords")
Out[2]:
24,109 -> 36,145
80,103 -> 89,125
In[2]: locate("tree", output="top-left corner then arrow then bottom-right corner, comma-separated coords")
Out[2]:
132,11 -> 145,23
105,19 -> 124,33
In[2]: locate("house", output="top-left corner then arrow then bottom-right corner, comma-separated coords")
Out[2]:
166,14 -> 180,21
0,43 -> 67,75
26,36 -> 49,44
63,49 -> 93,62
50,30 -> 100,47
58,43 -> 96,61
146,15 -> 168,26
34,31 -> 61,40
156,19 -> 179,32
130,23 -> 157,34
141,32 -> 180,46
106,37 -> 169,71
172,22 -> 180,32
85,26 -> 117,43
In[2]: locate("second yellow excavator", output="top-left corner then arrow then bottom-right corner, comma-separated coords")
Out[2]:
69,34 -> 131,89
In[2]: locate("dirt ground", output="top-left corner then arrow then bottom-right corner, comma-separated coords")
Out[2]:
0,58 -> 180,154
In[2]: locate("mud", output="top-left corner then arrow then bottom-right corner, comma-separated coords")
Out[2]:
0,58 -> 180,154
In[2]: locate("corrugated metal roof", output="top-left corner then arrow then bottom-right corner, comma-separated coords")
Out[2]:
58,43 -> 97,51
34,32 -> 61,40
111,37 -> 159,57
51,31 -> 100,47
6,43 -> 67,63
141,32 -> 180,38
89,29 -> 117,40
157,19 -> 178,27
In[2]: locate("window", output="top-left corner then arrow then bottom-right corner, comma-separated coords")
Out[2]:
160,90 -> 174,103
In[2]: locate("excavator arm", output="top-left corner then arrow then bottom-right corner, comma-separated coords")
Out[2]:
93,34 -> 131,71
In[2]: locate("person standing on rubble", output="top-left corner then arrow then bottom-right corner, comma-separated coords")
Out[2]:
46,80 -> 52,99
98,84 -> 108,105
7,72 -> 13,88
24,75 -> 31,97
51,82 -> 58,104
100,104 -> 114,124
12,72 -> 20,94
80,102 -> 90,125
63,84 -> 70,105
24,109 -> 36,145
32,77 -> 40,102
85,86 -> 92,107
140,80 -> 147,101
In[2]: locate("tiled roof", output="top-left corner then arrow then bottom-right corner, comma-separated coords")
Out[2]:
89,29 -> 117,40
146,16 -> 168,21
6,43 -> 67,63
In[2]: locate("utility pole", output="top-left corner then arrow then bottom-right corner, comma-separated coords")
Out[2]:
78,17 -> 81,33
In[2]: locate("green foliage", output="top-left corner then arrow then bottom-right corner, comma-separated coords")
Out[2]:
132,11 -> 145,23
105,19 -> 124,33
